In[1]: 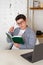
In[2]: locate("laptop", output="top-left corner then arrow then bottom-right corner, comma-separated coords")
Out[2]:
21,44 -> 43,63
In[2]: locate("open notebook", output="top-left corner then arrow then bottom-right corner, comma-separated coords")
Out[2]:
6,32 -> 24,44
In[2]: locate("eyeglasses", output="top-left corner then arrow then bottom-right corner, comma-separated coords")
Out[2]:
17,21 -> 23,25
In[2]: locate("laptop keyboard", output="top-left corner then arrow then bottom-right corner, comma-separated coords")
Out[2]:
21,52 -> 33,62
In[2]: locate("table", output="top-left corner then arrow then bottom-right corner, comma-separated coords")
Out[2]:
0,50 -> 43,65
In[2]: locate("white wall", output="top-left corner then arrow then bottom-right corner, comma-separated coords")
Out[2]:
34,0 -> 43,32
0,0 -> 27,49
29,0 -> 43,32
28,0 -> 33,28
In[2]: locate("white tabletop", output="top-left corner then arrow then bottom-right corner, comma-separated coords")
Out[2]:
0,49 -> 43,65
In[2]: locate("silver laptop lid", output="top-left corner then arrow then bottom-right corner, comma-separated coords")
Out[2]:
32,44 -> 43,62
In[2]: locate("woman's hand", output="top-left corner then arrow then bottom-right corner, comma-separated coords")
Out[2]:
9,26 -> 14,32
14,43 -> 20,48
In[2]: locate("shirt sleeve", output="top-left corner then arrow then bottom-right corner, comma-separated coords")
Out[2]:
27,30 -> 36,49
19,30 -> 36,49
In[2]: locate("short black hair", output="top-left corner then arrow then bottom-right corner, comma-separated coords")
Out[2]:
15,14 -> 26,21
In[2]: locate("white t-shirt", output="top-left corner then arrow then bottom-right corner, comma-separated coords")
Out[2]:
12,29 -> 25,49
18,29 -> 25,36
